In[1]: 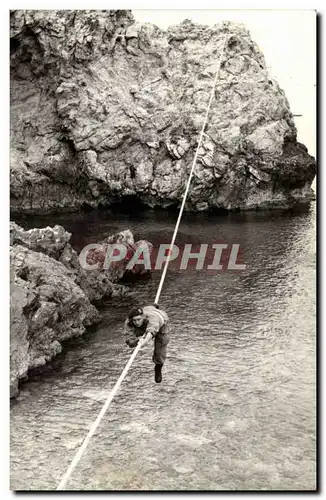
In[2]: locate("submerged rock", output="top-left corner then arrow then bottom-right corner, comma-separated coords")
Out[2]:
10,222 -> 153,396
10,11 -> 315,213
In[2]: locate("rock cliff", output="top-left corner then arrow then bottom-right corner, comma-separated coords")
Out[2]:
10,221 -> 152,397
10,10 -> 315,214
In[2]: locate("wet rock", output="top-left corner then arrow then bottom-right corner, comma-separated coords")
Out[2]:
78,230 -> 153,301
10,222 -> 153,302
10,244 -> 99,397
10,271 -> 31,398
10,222 -> 153,396
10,11 -> 315,213
10,222 -> 74,260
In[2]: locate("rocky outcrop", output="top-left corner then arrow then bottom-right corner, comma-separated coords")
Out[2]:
10,222 -> 153,396
10,222 -> 76,262
10,10 -> 316,213
10,270 -> 32,397
77,229 -> 153,302
10,243 -> 99,398
10,222 -> 153,300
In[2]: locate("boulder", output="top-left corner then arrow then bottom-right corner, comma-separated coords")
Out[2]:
78,230 -> 153,301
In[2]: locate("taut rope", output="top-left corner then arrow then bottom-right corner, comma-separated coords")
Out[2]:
56,34 -> 228,490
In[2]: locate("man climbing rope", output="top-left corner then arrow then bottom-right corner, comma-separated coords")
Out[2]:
124,305 -> 170,383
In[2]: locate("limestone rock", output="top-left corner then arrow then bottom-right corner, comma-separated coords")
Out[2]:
10,271 -> 31,398
78,230 -> 153,301
10,11 -> 315,213
10,244 -> 99,396
10,222 -> 154,396
10,222 -> 74,260
10,222 -> 153,303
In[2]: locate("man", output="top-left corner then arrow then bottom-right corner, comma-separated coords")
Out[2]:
124,305 -> 170,383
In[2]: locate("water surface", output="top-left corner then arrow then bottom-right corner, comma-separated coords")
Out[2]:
11,204 -> 316,490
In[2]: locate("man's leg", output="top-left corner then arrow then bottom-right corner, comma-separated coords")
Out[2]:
152,329 -> 169,383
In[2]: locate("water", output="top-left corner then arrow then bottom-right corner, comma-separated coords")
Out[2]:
10,203 -> 316,491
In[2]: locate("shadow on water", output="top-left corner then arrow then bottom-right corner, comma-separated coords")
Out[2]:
12,202 -> 314,249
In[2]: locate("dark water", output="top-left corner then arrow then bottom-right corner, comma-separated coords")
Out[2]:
10,204 -> 316,491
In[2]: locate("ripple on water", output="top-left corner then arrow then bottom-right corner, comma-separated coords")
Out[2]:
11,204 -> 316,491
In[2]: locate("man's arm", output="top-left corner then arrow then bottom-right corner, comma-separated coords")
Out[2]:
124,319 -> 139,348
145,313 -> 163,338
138,313 -> 163,347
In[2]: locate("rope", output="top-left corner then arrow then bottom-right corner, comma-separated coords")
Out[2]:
56,342 -> 142,490
56,34 -> 227,491
154,34 -> 227,305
